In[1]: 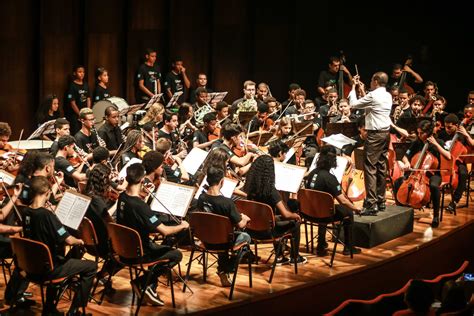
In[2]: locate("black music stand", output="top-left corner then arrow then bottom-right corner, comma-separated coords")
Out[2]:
396,117 -> 426,134
392,142 -> 411,161
207,91 -> 228,103
120,104 -> 144,117
249,132 -> 273,146
27,119 -> 56,140
166,91 -> 184,108
292,121 -> 314,136
238,111 -> 257,128
325,122 -> 358,138
144,93 -> 163,109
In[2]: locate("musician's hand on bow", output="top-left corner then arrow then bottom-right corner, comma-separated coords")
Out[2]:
458,125 -> 469,137
180,220 -> 190,230
13,183 -> 23,198
55,171 -> 64,185
427,136 -> 438,145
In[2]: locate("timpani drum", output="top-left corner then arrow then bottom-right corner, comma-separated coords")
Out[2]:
92,97 -> 129,128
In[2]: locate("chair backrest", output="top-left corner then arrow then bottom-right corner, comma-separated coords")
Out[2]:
423,261 -> 469,300
107,223 -> 143,259
78,217 -> 98,247
298,188 -> 335,219
189,212 -> 233,245
10,236 -> 54,276
235,199 -> 275,232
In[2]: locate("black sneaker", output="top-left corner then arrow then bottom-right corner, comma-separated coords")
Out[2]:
431,216 -> 440,228
217,271 -> 232,287
446,201 -> 456,214
377,203 -> 386,212
359,207 -> 378,216
144,286 -> 164,306
275,256 -> 290,266
7,296 -> 36,308
290,255 -> 308,264
343,247 -> 362,256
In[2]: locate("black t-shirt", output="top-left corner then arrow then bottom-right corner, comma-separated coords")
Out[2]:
437,130 -> 468,147
317,70 -> 338,91
197,192 -> 241,225
38,112 -> 60,125
55,156 -> 77,188
22,207 -> 70,264
74,130 -> 99,153
85,195 -> 109,256
65,81 -> 90,115
163,164 -> 182,183
305,169 -> 342,198
98,122 -> 122,150
164,71 -> 185,104
193,129 -> 209,147
120,151 -> 139,170
158,129 -> 180,154
117,192 -> 161,251
248,187 -> 281,213
93,84 -> 111,103
135,63 -> 161,103
50,140 -> 59,156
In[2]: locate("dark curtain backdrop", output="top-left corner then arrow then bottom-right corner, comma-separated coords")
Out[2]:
0,0 -> 471,136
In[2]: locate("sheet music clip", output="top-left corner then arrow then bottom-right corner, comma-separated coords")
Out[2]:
144,93 -> 163,110
166,91 -> 184,108
27,119 -> 56,140
207,91 -> 228,103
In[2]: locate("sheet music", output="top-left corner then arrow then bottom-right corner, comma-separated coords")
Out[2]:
150,182 -> 195,217
144,93 -> 164,109
165,91 -> 184,108
195,176 -> 238,200
27,119 -> 57,140
181,147 -> 209,175
118,158 -> 142,179
274,161 -> 307,193
309,153 -> 349,183
55,190 -> 91,229
121,104 -> 144,116
208,91 -> 228,103
321,133 -> 357,149
283,148 -> 296,163
120,121 -> 130,131
0,170 -> 15,185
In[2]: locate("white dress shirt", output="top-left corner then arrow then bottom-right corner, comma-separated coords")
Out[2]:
348,87 -> 392,131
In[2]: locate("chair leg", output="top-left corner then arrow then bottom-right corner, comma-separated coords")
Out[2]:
247,248 -> 252,288
183,248 -> 194,292
304,219 -> 309,253
129,267 -> 135,306
96,267 -> 114,305
440,187 -> 445,222
291,237 -> 298,275
168,268 -> 175,308
202,251 -> 207,282
254,242 -> 259,265
330,224 -> 342,267
135,269 -> 153,316
310,223 -> 314,253
269,238 -> 284,284
229,248 -> 244,300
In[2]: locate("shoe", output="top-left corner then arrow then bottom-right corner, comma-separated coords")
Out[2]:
240,251 -> 261,264
343,247 -> 362,256
446,201 -> 456,214
359,207 -> 378,216
6,296 -> 36,308
275,256 -> 290,266
431,216 -> 440,228
217,271 -> 232,287
290,255 -> 308,264
377,203 -> 386,212
144,286 -> 164,306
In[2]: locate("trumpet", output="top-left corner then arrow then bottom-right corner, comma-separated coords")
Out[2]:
393,105 -> 403,122
328,100 -> 339,117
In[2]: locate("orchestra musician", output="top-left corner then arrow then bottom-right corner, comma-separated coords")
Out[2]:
117,163 -> 188,306
50,118 -> 71,156
317,56 -> 353,97
138,102 -> 165,129
256,82 -> 271,101
215,101 -> 231,127
163,58 -> 191,105
319,88 -> 339,118
36,94 -> 60,126
92,67 -> 111,103
115,130 -> 144,169
231,80 -> 257,114
393,88 -> 412,122
280,83 -> 300,115
393,120 -> 450,228
409,95 -> 426,118
265,97 -> 280,121
197,166 -> 251,287
285,88 -> 306,116
189,72 -> 212,104
178,103 -> 198,149
98,105 -> 123,152
135,48 -> 161,104
158,112 -> 186,157
154,138 -> 189,184
22,176 -> 97,315
192,112 -> 219,150
330,98 -> 358,123
388,62 -> 423,93
268,140 -> 291,163
437,114 -> 474,214
246,102 -> 273,137
74,108 -> 99,155
191,87 -> 209,112
0,122 -> 20,175
305,145 -> 362,256
349,72 -> 392,215
65,65 -> 91,134
55,135 -> 88,188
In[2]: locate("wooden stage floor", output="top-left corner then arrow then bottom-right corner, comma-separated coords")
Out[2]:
1,197 -> 473,315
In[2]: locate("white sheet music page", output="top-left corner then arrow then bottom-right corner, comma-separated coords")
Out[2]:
118,158 -> 142,179
55,190 -> 91,230
150,182 -> 195,218
0,170 -> 16,185
181,147 -> 209,175
194,176 -> 238,200
283,148 -> 296,163
309,153 -> 349,183
321,133 -> 357,149
274,161 -> 307,193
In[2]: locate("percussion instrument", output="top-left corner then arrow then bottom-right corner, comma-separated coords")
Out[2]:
92,97 -> 129,129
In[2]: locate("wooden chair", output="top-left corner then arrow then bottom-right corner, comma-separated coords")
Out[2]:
298,188 -> 351,267
184,212 -> 252,300
10,236 -> 83,313
107,223 -> 175,315
235,200 -> 297,283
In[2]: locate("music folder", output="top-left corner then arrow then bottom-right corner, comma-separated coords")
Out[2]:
195,176 -> 238,200
309,153 -> 349,183
0,170 -> 16,185
55,190 -> 92,230
27,119 -> 57,140
150,181 -> 196,218
181,147 -> 209,175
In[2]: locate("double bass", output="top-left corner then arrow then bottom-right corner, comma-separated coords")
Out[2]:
396,142 -> 438,208
398,57 -> 415,95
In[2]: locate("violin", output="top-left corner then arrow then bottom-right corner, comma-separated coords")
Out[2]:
208,127 -> 220,141
0,144 -> 25,176
396,142 -> 438,208
0,182 -> 18,200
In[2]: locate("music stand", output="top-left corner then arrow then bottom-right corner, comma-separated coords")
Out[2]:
249,132 -> 273,146
325,122 -> 358,138
292,122 -> 314,136
27,119 -> 56,140
392,142 -> 411,161
353,147 -> 365,170
144,93 -> 163,109
165,91 -> 184,108
208,91 -> 228,103
238,111 -> 256,128
396,117 -> 426,134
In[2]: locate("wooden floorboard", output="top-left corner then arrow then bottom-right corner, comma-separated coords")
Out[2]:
1,196 -> 473,315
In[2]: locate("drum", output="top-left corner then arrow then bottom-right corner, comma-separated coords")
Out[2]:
92,97 -> 129,128
133,110 -> 147,124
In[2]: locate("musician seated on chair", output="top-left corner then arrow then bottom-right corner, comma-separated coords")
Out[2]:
154,138 -> 190,184
192,112 -> 219,150
74,108 -> 99,155
215,101 -> 231,127
392,120 -> 450,228
305,145 -> 362,257
246,102 -> 271,137
158,111 -> 186,158
50,118 -> 70,157
231,80 -> 257,115
117,163 -> 189,306
0,122 -> 19,175
22,176 -> 97,315
55,135 -> 88,188
437,113 -> 474,214
284,88 -> 306,117
98,105 -> 123,152
197,166 -> 251,287
330,98 -> 358,123
191,87 -> 209,112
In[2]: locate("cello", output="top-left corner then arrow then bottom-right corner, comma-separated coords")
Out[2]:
396,142 -> 438,208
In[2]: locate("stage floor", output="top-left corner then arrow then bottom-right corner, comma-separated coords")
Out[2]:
1,198 -> 473,315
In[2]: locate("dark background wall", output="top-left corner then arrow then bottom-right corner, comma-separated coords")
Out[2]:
0,0 -> 472,137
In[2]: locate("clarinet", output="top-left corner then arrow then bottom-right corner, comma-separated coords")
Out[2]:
91,126 -> 107,148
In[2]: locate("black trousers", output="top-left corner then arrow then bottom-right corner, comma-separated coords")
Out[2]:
393,174 -> 441,216
364,130 -> 390,208
453,163 -> 468,203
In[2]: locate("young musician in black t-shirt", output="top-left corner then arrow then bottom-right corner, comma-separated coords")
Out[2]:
36,94 -> 60,125
117,163 -> 188,306
54,135 -> 88,188
163,58 -> 191,105
197,166 -> 251,287
305,145 -> 362,256
50,118 -> 71,157
93,67 -> 111,103
135,48 -> 161,104
23,176 -> 96,315
98,105 -> 123,152
74,108 -> 100,154
192,112 -> 219,150
65,65 -> 91,134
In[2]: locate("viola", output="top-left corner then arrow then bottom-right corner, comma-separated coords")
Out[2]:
208,127 -> 220,141
397,143 -> 438,208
